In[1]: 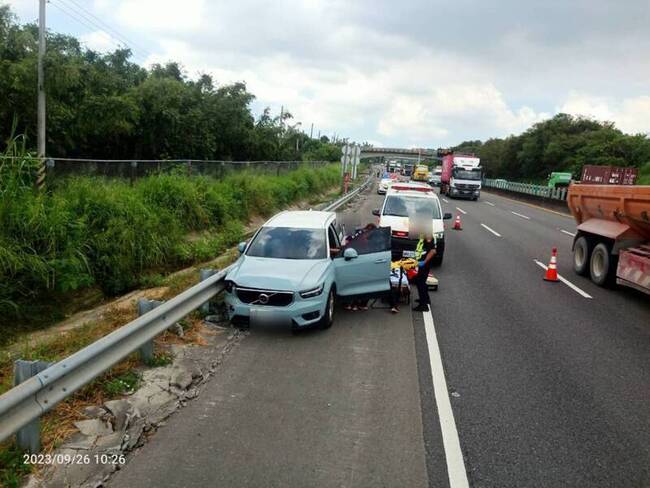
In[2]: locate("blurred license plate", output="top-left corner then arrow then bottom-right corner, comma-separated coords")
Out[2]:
249,307 -> 290,327
402,250 -> 416,258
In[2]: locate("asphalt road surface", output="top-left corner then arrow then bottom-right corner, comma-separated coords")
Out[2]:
110,180 -> 650,488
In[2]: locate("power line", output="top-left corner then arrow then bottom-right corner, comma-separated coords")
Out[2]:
48,0 -> 148,64
59,0 -> 154,60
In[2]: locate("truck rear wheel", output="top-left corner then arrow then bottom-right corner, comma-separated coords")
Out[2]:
590,242 -> 617,287
573,236 -> 592,276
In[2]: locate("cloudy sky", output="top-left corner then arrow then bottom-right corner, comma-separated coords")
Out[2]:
5,0 -> 650,147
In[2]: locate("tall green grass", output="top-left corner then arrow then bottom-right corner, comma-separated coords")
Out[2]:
0,147 -> 340,341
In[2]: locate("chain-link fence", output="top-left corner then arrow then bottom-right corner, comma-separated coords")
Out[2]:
40,158 -> 331,183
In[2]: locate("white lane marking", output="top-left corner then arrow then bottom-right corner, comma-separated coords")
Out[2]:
484,201 -> 495,207
533,260 -> 593,298
480,223 -> 502,237
456,207 -> 467,215
511,211 -> 530,220
442,198 -> 449,203
423,309 -> 470,488
560,229 -> 576,237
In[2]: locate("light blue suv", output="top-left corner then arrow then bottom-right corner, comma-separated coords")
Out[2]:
224,211 -> 391,330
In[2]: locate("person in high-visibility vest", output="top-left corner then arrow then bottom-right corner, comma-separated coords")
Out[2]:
413,233 -> 437,312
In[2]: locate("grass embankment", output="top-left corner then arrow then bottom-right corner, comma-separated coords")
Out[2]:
0,155 -> 340,345
0,153 -> 341,486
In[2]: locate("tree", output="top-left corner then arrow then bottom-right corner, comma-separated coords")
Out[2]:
0,6 -> 344,163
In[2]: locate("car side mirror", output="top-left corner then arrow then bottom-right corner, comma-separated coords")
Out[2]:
372,209 -> 380,216
343,248 -> 358,260
237,241 -> 247,254
443,213 -> 452,220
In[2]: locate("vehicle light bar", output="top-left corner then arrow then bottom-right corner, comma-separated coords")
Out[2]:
390,184 -> 433,192
392,230 -> 409,237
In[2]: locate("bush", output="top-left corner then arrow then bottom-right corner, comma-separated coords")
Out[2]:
638,162 -> 650,185
0,162 -> 340,340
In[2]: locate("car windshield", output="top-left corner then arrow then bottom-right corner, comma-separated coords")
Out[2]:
382,196 -> 441,219
454,170 -> 481,180
247,227 -> 326,259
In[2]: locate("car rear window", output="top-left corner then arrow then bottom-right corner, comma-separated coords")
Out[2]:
246,227 -> 327,259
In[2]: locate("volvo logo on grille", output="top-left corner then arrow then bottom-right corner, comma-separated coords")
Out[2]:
258,293 -> 270,305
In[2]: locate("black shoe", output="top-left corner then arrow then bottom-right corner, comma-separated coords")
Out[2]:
413,304 -> 429,312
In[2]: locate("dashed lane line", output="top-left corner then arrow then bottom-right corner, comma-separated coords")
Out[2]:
533,259 -> 593,298
511,211 -> 531,220
456,207 -> 467,215
484,201 -> 495,206
480,223 -> 502,237
422,308 -> 470,488
442,198 -> 449,203
560,229 -> 576,237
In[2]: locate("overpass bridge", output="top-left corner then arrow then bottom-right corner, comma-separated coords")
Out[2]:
359,146 -> 441,162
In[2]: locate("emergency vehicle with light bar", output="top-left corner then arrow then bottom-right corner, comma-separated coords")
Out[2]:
372,182 -> 452,266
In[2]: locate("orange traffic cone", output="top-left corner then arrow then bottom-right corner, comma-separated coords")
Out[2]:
453,214 -> 462,230
543,247 -> 559,282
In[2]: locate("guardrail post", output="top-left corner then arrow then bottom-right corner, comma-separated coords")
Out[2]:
130,161 -> 138,185
199,269 -> 218,314
14,360 -> 53,453
137,299 -> 163,362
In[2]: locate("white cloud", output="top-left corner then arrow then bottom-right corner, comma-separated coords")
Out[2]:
80,30 -> 119,53
114,0 -> 205,31
560,92 -> 650,135
7,0 -> 647,145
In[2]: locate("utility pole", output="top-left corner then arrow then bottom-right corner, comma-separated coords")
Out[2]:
38,0 -> 46,157
36,0 -> 47,189
310,123 -> 314,139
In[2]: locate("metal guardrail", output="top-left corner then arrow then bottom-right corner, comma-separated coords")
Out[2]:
483,178 -> 568,201
0,173 -> 374,449
322,174 -> 373,212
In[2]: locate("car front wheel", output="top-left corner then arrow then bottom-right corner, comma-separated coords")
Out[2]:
319,288 -> 335,329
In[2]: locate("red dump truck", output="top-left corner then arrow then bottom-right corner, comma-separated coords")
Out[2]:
567,184 -> 650,294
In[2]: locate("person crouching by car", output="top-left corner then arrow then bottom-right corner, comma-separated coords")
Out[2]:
413,233 -> 436,312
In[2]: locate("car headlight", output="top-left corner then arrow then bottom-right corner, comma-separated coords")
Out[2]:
224,280 -> 235,293
300,283 -> 324,299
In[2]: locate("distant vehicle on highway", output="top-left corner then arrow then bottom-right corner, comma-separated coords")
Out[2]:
225,211 -> 391,330
568,184 -> 650,294
547,172 -> 572,189
429,167 -> 442,187
411,164 -> 429,182
377,177 -> 392,194
440,154 -> 482,200
387,160 -> 402,173
373,183 -> 452,265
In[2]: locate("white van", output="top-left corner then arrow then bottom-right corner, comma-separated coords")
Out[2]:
372,182 -> 452,266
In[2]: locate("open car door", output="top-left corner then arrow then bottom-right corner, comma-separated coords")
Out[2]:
333,227 -> 391,297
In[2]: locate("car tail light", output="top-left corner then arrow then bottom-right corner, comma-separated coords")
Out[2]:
392,230 -> 408,238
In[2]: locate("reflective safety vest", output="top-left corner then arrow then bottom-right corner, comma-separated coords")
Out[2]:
415,238 -> 425,260
415,236 -> 436,260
